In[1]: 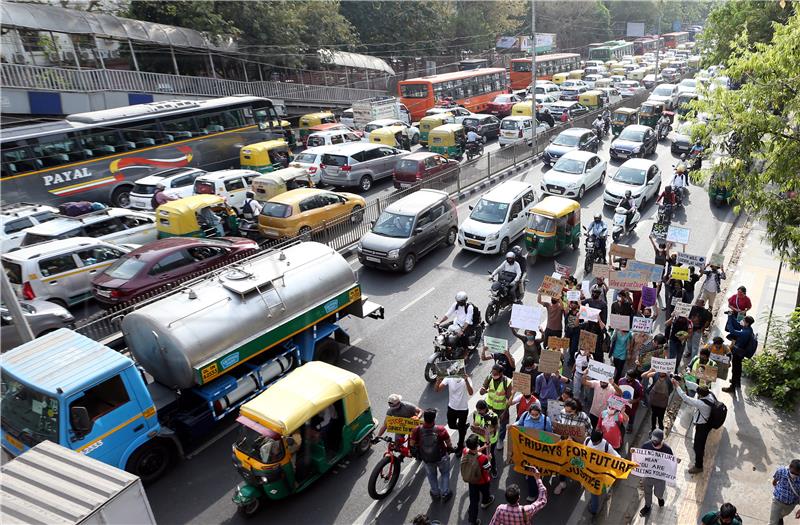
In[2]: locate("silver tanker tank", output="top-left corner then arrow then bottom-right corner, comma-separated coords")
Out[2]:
122,242 -> 357,389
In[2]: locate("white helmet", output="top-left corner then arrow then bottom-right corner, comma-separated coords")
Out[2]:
506,251 -> 516,259
455,291 -> 468,302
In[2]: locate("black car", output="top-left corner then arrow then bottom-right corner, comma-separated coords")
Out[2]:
610,124 -> 658,161
542,128 -> 599,167
462,114 -> 501,141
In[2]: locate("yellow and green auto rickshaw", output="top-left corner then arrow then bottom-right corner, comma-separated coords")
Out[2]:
638,100 -> 666,128
578,90 -> 605,111
418,113 -> 454,146
611,107 -> 639,136
552,73 -> 569,85
231,362 -> 376,516
369,125 -> 411,150
524,196 -> 581,265
299,112 -> 336,142
568,69 -> 584,80
240,140 -> 293,173
251,167 -> 315,204
511,101 -> 535,117
429,124 -> 467,160
155,195 -> 239,239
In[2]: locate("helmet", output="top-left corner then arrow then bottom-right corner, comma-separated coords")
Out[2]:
676,165 -> 686,174
506,251 -> 516,261
665,185 -> 673,192
624,190 -> 632,198
594,213 -> 601,221
680,153 -> 687,160
455,291 -> 468,302
695,139 -> 702,145
512,245 -> 522,255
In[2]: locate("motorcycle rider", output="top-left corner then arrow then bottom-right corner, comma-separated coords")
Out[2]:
587,213 -> 608,263
592,114 -> 605,137
689,139 -> 704,170
466,128 -> 482,156
437,291 -> 475,354
657,185 -> 678,205
656,113 -> 671,138
511,245 -> 527,298
672,165 -> 688,204
491,252 -> 522,304
618,190 -> 637,232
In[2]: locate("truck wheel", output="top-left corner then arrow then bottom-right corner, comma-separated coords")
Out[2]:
111,186 -> 132,208
237,498 -> 262,518
314,338 -> 340,364
126,441 -> 172,484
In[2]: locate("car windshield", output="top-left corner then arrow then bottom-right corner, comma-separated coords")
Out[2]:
234,425 -> 285,464
613,166 -> 647,185
528,214 -> 555,233
321,154 -> 348,167
261,203 -> 292,218
372,212 -> 414,238
293,153 -> 317,164
1,377 -> 60,446
364,124 -> 382,133
553,158 -> 585,174
681,79 -> 697,88
618,129 -> 645,142
653,86 -> 673,96
493,95 -> 513,103
306,136 -> 325,147
20,232 -> 60,246
470,199 -> 508,224
104,257 -> 147,279
500,120 -> 522,130
462,118 -> 480,128
552,133 -> 580,147
132,182 -> 157,195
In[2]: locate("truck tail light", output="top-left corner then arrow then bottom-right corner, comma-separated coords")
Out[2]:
22,281 -> 35,300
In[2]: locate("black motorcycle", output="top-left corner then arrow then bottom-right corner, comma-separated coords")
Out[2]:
425,318 -> 485,382
465,141 -> 484,161
582,228 -> 606,274
592,121 -> 606,140
657,121 -> 671,140
485,270 -> 518,325
657,201 -> 674,225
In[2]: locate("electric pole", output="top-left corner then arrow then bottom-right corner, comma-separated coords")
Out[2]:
0,268 -> 34,344
531,0 -> 538,156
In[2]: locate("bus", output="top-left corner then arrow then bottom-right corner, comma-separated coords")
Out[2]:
459,58 -> 489,71
398,68 -> 507,121
0,96 -> 281,207
662,32 -> 690,48
509,53 -> 582,90
587,40 -> 635,62
634,36 -> 664,55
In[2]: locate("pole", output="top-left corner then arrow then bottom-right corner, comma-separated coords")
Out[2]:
531,0 -> 538,156
0,269 -> 34,344
763,257 -> 784,349
655,13 -> 661,82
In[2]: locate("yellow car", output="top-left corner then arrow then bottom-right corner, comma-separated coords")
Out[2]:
258,187 -> 366,239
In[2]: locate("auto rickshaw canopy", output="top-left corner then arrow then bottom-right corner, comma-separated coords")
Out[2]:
429,124 -> 466,146
240,140 -> 292,172
369,125 -> 406,146
528,196 -> 581,220
578,90 -> 604,108
639,100 -> 665,116
239,362 -> 371,436
419,113 -> 454,132
299,112 -> 336,128
251,167 -> 313,202
155,194 -> 231,236
511,101 -> 535,116
612,107 -> 638,122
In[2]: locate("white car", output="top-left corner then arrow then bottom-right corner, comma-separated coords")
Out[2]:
677,78 -> 698,94
583,74 -> 604,89
533,83 -> 561,100
19,208 -> 156,248
540,150 -> 606,200
527,93 -> 559,112
289,145 -> 340,185
425,106 -> 474,124
617,80 -> 645,98
561,79 -> 587,90
498,116 -> 547,147
648,83 -> 679,110
363,118 -> 420,143
602,158 -> 662,208
305,129 -> 362,148
0,203 -> 58,252
129,167 -> 206,211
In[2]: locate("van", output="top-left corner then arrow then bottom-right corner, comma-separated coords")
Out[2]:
19,208 -> 156,248
0,203 -> 59,252
2,237 -> 133,307
193,169 -> 260,213
458,180 -> 538,255
320,143 -> 407,192
358,189 -> 458,273
533,83 -> 561,100
129,167 -> 207,211
499,116 -> 547,147
305,129 -> 362,148
393,152 -> 461,190
289,145 -> 339,185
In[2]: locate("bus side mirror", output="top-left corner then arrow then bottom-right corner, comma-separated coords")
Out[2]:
70,406 -> 93,437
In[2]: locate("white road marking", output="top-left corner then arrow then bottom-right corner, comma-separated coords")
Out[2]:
463,255 -> 481,268
399,287 -> 436,312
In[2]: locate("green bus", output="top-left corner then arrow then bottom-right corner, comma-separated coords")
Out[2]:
588,40 -> 635,62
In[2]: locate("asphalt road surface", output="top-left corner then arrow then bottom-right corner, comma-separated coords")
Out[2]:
144,131 -> 735,525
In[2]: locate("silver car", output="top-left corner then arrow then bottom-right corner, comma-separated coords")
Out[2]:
1,299 -> 74,352
320,143 -> 407,192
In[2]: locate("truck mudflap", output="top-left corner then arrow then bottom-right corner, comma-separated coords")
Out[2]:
350,296 -> 384,320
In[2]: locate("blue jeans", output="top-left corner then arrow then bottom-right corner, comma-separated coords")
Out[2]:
589,493 -> 601,514
668,339 -> 683,372
423,455 -> 452,497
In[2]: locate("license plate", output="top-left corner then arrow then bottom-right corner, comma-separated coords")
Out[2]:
96,289 -> 111,297
130,198 -> 148,209
551,188 -> 563,194
502,132 -> 515,137
614,216 -> 626,225
365,256 -> 380,263
400,183 -> 411,189
264,229 -> 279,236
617,152 -> 628,158
466,240 -> 481,246
5,433 -> 22,450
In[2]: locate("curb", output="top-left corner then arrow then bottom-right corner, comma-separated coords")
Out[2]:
454,154 -> 540,202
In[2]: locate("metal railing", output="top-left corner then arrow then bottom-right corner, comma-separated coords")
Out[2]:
0,63 -> 385,105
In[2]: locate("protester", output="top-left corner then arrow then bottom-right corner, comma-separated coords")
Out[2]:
376,394 -> 421,438
481,343 -> 516,378
727,286 -> 752,320
538,293 -> 566,344
534,372 -> 569,415
480,364 -> 513,451
689,298 -> 713,359
634,333 -> 667,374
584,430 -> 620,516
572,346 -> 592,406
642,370 -> 673,431
551,400 -> 593,495
682,266 -> 701,303
610,290 -> 634,321
721,314 -> 755,393
597,404 -> 628,453
517,356 -> 540,391
462,434 -> 495,525
471,400 -> 500,478
488,480 -> 547,525
409,408 -> 454,502
511,324 -> 543,364
671,378 -> 715,474
435,373 -> 474,453
515,403 -> 552,501
665,311 -> 693,373
701,262 -> 727,308
705,336 -> 732,380
582,376 -> 623,428
619,369 -> 643,432
564,300 -> 582,367
609,327 -> 634,382
684,347 -> 717,394
701,502 -> 743,525
768,459 -> 800,525
638,429 -> 674,517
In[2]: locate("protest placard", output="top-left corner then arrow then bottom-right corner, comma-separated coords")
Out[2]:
547,399 -> 565,418
628,260 -> 664,283
671,296 -> 681,306
710,252 -> 725,267
592,263 -> 610,280
547,337 -> 570,351
434,359 -> 466,378
670,266 -> 690,281
579,330 -> 598,353
651,223 -> 668,242
609,243 -> 636,259
650,357 -> 677,374
539,275 -> 564,298
587,360 -> 615,381
511,304 -> 542,331
696,364 -> 718,382
484,335 -> 508,355
673,301 -> 692,318
512,372 -> 532,395
609,313 -> 631,331
709,353 -> 731,365
607,394 -> 630,411
666,225 -> 690,244
630,448 -> 678,486
609,270 -> 650,290
631,316 -> 654,333
385,416 -> 420,435
550,421 -> 588,442
567,290 -> 582,302
581,280 -> 592,296
677,252 -> 706,267
554,261 -> 573,276
579,305 -> 601,322
641,286 -> 658,307
539,349 -> 563,374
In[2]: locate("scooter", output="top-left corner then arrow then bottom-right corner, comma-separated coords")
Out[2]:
485,270 -> 521,325
425,317 -> 485,382
657,121 -> 671,140
465,141 -> 484,161
612,206 -> 640,242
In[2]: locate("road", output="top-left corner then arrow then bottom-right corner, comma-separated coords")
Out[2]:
144,130 -> 736,524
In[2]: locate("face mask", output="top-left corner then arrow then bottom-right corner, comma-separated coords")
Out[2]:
526,336 -> 537,343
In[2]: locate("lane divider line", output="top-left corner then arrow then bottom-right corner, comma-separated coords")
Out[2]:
399,287 -> 436,312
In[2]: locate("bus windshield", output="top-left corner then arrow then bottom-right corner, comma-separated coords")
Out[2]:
1,377 -> 60,447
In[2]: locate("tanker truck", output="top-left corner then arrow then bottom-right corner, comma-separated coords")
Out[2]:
0,242 -> 383,483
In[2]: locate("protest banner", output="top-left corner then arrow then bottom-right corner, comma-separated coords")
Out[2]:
666,225 -> 690,244
651,223 -> 668,242
696,364 -> 718,382
547,399 -> 565,418
670,266 -> 690,281
554,261 -> 573,276
592,263 -> 610,280
512,372 -> 532,396
631,316 -> 654,333
579,305 -> 601,322
609,243 -> 636,259
511,304 -> 542,331
579,330 -> 598,353
627,260 -> 664,283
587,360 -> 615,381
547,337 -> 570,351
551,421 -> 588,442
434,359 -> 466,378
609,313 -> 631,331
609,270 -> 650,290
710,252 -> 725,267
539,275 -> 564,298
650,357 -> 677,374
509,427 -> 638,495
385,416 -> 419,435
567,290 -> 582,302
709,353 -> 731,365
539,349 -> 563,374
673,301 -> 692,318
677,252 -> 706,267
630,447 -> 678,486
581,280 -> 592,296
484,335 -> 508,355
607,394 -> 630,411
641,286 -> 658,307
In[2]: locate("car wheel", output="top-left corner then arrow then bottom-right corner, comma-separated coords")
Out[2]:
640,196 -> 647,210
111,186 -> 132,208
359,176 -> 373,192
577,185 -> 586,200
499,237 -> 509,255
599,170 -> 606,185
445,226 -> 457,246
402,253 -> 416,273
350,205 -> 364,223
412,133 -> 419,145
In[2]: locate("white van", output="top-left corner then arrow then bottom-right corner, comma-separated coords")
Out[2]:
2,237 -> 133,308
305,129 -> 362,148
0,203 -> 59,252
498,116 -> 547,147
19,208 -> 156,248
193,169 -> 260,213
129,167 -> 206,210
458,180 -> 538,254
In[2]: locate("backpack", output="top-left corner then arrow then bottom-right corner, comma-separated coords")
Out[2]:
460,451 -> 483,484
701,395 -> 727,430
242,199 -> 254,217
743,332 -> 759,359
418,426 -> 445,463
468,302 -> 481,325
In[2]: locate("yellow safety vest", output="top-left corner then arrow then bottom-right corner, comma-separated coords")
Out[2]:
473,411 -> 498,444
485,377 -> 509,412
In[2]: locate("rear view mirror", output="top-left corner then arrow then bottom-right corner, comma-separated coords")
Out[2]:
414,227 -> 424,234
468,205 -> 474,210
70,406 -> 93,436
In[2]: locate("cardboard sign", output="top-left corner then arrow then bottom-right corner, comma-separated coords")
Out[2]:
539,349 -> 563,374
484,335 -> 508,355
547,337 -> 570,351
579,330 -> 598,353
554,261 -> 573,276
579,305 -> 601,322
677,252 -> 706,267
551,421 -> 588,442
609,243 -> 636,259
628,260 -> 664,283
710,252 -> 725,267
385,416 -> 419,435
587,360 -> 615,381
539,275 -> 564,298
696,364 -> 718,382
592,263 -> 610,280
650,357 -> 677,374
631,316 -> 654,333
651,223 -> 668,241
673,301 -> 692,318
671,296 -> 682,306
511,304 -> 542,331
641,286 -> 658,307
434,359 -> 466,378
670,266 -> 690,281
581,280 -> 592,296
547,399 -> 565,417
512,372 -> 532,396
609,313 -> 631,331
567,290 -> 582,302
709,353 -> 730,365
631,448 -> 678,486
609,270 -> 650,290
666,225 -> 690,244
607,394 -> 630,411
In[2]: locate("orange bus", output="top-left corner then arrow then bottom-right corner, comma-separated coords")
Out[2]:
509,53 -> 581,90
398,68 -> 507,121
634,36 -> 664,55
662,32 -> 689,49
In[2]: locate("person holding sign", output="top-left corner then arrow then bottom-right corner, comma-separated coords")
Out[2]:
619,370 -> 644,432
515,403 -> 553,502
609,327 -> 634,383
551,400 -> 594,495
582,375 -> 623,429
376,394 -> 422,439
481,341 -> 516,379
480,364 -> 512,453
598,403 -> 629,453
471,400 -> 500,478
510,323 -> 543,364
488,480 -> 548,525
534,372 -> 569,415
538,293 -> 566,344
700,262 -> 726,308
564,300 -> 582,368
665,311 -> 693,374
637,429 -> 675,517
435,373 -> 474,453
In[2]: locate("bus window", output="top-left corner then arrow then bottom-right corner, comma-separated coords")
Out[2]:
81,130 -> 129,156
220,109 -> 245,129
400,84 -> 429,98
162,116 -> 197,139
196,113 -> 226,134
31,134 -> 85,167
121,121 -> 161,148
2,142 -> 42,176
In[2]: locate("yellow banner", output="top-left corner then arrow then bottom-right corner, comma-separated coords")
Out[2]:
385,416 -> 419,435
509,426 -> 638,495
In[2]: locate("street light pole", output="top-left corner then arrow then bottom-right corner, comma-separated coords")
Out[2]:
531,0 -> 538,156
655,13 -> 662,82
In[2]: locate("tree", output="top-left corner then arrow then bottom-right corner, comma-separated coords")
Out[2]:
452,0 -> 526,52
532,1 -> 612,52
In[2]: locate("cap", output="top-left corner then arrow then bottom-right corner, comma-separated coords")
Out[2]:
651,428 -> 665,444
387,394 -> 402,405
491,363 -> 504,373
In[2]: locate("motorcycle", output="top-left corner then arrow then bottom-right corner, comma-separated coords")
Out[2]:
582,227 -> 607,274
657,121 -> 671,140
611,206 -> 640,242
656,201 -> 674,225
425,317 -> 485,382
367,436 -> 412,500
485,270 -> 523,325
592,120 -> 606,140
465,141 -> 484,161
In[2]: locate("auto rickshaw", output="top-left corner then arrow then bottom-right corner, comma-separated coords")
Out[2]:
638,100 -> 666,128
578,90 -> 606,110
155,195 -> 239,238
568,69 -> 584,80
251,167 -> 314,203
594,78 -> 613,89
418,113 -> 454,146
708,157 -> 739,207
428,123 -> 466,160
299,112 -> 336,142
369,125 -> 411,150
611,107 -> 639,136
552,73 -> 568,85
270,120 -> 296,148
524,196 -> 581,265
240,140 -> 293,173
231,362 -> 376,516
511,101 -> 535,117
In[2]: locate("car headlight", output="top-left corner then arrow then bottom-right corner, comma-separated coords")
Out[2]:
632,146 -> 641,152
58,313 -> 75,322
486,232 -> 499,241
387,249 -> 400,259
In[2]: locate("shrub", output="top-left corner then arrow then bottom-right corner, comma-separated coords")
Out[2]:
744,308 -> 800,410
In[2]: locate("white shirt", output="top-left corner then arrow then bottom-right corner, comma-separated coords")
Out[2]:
492,260 -> 522,284
574,353 -> 590,375
467,130 -> 481,143
672,173 -> 686,188
676,387 -> 714,425
441,377 -> 469,411
584,436 -> 621,457
445,302 -> 474,328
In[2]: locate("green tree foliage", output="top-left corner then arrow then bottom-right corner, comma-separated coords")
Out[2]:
532,1 -> 612,51
452,0 -> 526,52
745,309 -> 800,409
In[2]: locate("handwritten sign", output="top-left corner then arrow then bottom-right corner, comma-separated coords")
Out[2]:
632,316 -> 654,333
651,223 -> 668,241
539,275 -> 564,298
677,252 -> 706,267
666,225 -> 690,244
609,313 -> 631,331
641,286 -> 658,307
484,335 -> 508,355
650,357 -> 677,374
670,266 -> 689,281
512,372 -> 532,396
385,416 -> 419,435
567,290 -> 582,302
547,337 -> 570,351
579,330 -> 598,353
592,263 -> 610,280
607,394 -> 630,411
709,353 -> 730,365
579,305 -> 601,322
582,280 -> 592,296
551,421 -> 588,442
673,301 -> 692,318
511,304 -> 542,331
710,253 -> 725,267
631,448 -> 678,486
547,399 -> 565,417
554,261 -> 573,276
587,360 -> 615,381
696,364 -> 718,382
609,270 -> 650,290
628,260 -> 664,283
539,349 -> 563,374
435,359 -> 466,378
609,243 -> 636,259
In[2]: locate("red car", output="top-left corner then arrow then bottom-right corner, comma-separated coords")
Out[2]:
92,237 -> 258,305
393,152 -> 461,190
486,94 -> 523,118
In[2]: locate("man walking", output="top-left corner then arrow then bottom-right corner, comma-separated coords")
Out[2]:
488,480 -> 548,525
700,262 -> 726,308
480,364 -> 512,451
462,435 -> 495,525
672,378 -> 715,474
721,314 -> 755,393
769,459 -> 800,525
584,430 -> 620,517
435,373 -> 474,453
638,429 -> 673,517
471,400 -> 500,478
409,408 -> 454,502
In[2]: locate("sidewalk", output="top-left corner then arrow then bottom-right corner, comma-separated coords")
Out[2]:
590,221 -> 800,525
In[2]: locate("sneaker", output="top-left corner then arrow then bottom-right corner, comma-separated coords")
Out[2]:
658,498 -> 665,507
430,491 -> 441,500
481,495 -> 496,509
721,385 -> 737,393
688,466 -> 703,474
442,492 -> 453,503
639,506 -> 651,517
554,481 -> 567,495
